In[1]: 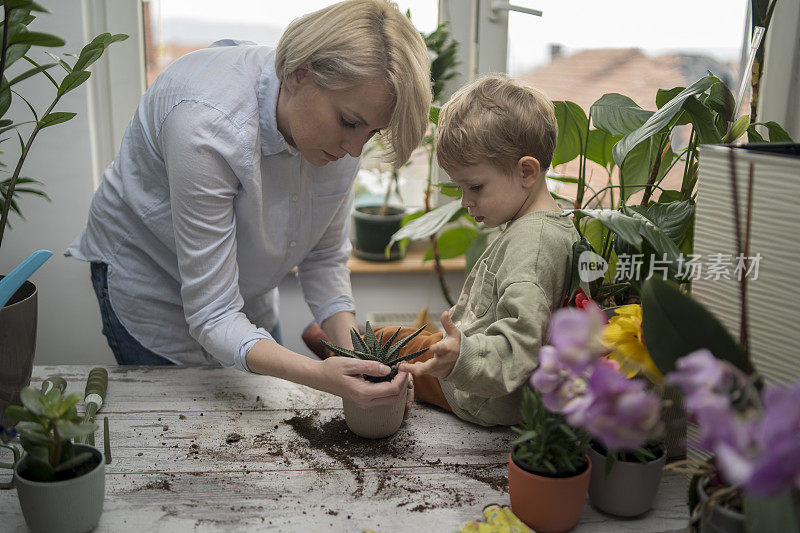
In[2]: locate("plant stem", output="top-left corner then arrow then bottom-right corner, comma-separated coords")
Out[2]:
641,135 -> 668,206
0,7 -> 10,82
0,96 -> 60,247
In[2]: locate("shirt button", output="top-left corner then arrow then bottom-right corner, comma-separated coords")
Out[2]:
289,241 -> 296,248
291,194 -> 298,202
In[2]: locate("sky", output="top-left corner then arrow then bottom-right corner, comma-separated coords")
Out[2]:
147,0 -> 750,75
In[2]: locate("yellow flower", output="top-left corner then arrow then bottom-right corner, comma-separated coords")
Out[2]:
601,304 -> 663,384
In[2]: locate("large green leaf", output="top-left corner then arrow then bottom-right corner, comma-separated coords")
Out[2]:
705,81 -> 736,123
54,420 -> 96,440
575,209 -> 643,249
590,93 -> 653,137
7,30 -> 64,47
613,75 -> 718,166
38,111 -> 76,129
619,137 -> 662,201
628,200 -> 695,243
682,95 -> 723,145
760,121 -> 793,142
424,225 -> 479,261
57,69 -> 90,96
0,77 -> 10,118
552,101 -> 588,167
585,128 -> 619,172
387,200 -> 463,249
640,278 -> 747,374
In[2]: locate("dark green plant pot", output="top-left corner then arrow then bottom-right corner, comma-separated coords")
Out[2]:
0,278 -> 37,428
14,444 -> 105,533
587,441 -> 666,517
352,205 -> 406,261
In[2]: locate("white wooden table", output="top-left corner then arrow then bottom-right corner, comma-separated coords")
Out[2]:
0,366 -> 689,532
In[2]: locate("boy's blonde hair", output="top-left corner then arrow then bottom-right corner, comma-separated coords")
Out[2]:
435,75 -> 557,175
275,0 -> 431,167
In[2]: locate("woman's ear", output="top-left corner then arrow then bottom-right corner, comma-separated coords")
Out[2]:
518,156 -> 541,188
286,63 -> 312,93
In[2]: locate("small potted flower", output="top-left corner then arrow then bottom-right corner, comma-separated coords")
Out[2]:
3,385 -> 103,532
321,322 -> 428,438
530,306 -> 667,518
666,349 -> 800,532
640,277 -> 800,531
508,386 -> 590,533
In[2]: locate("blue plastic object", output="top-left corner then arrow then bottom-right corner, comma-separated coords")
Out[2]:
0,249 -> 53,309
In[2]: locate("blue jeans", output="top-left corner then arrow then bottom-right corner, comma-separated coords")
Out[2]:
90,262 -> 281,365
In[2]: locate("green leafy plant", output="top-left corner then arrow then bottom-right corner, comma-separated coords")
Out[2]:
320,322 -> 429,383
4,385 -> 97,482
511,386 -> 589,475
0,0 -> 128,248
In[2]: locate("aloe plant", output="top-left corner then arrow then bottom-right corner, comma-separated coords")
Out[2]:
321,322 -> 429,383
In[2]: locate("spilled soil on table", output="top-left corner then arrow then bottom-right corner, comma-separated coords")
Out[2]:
282,410 -> 508,506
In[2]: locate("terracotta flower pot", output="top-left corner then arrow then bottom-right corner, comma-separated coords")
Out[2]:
342,388 -> 407,439
0,278 -> 37,427
508,452 -> 591,533
696,477 -> 745,533
587,441 -> 666,517
14,444 -> 105,533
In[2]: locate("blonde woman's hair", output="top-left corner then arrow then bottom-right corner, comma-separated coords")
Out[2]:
275,0 -> 431,167
435,75 -> 557,175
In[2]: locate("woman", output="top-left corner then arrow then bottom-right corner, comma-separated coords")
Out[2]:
66,0 -> 432,409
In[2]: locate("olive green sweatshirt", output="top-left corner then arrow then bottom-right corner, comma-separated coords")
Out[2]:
440,211 -> 579,426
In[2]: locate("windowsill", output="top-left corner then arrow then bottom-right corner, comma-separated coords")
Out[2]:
347,248 -> 465,274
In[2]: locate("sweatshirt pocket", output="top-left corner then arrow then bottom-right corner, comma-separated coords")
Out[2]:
469,259 -> 496,318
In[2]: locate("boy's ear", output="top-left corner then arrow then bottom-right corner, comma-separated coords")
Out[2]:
517,156 -> 541,188
286,62 -> 312,93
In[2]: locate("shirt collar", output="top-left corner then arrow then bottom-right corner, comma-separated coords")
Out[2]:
258,51 -> 299,157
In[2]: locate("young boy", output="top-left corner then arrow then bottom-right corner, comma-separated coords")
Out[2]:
391,75 -> 580,426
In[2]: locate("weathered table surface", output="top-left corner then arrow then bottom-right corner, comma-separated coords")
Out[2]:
0,366 -> 689,532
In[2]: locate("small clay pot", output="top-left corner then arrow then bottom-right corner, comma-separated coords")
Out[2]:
508,452 -> 591,533
342,388 -> 407,439
587,441 -> 666,517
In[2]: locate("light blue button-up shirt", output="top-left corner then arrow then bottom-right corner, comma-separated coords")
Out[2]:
67,41 -> 358,372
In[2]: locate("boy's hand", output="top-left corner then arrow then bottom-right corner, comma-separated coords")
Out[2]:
399,310 -> 461,379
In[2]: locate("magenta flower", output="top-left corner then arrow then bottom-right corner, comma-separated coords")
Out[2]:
547,307 -> 607,372
568,363 -> 662,451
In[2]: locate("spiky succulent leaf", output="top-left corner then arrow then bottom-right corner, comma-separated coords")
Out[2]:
319,339 -> 358,358
381,327 -> 402,360
387,347 -> 430,366
350,327 -> 369,353
385,324 -> 429,361
364,321 -> 379,354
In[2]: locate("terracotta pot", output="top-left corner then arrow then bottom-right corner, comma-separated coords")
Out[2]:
508,452 -> 591,533
0,278 -> 37,427
696,477 -> 745,533
342,388 -> 407,439
587,442 -> 666,517
352,204 -> 406,261
14,444 -> 105,533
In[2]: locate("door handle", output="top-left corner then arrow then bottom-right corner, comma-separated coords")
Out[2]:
490,1 -> 543,22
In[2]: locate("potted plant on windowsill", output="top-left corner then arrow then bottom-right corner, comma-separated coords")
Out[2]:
2,385 -> 102,532
321,322 -> 428,438
509,385 -> 591,533
0,1 -> 127,425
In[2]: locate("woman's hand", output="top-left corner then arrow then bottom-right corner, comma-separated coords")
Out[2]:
318,356 -> 411,409
399,310 -> 461,379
